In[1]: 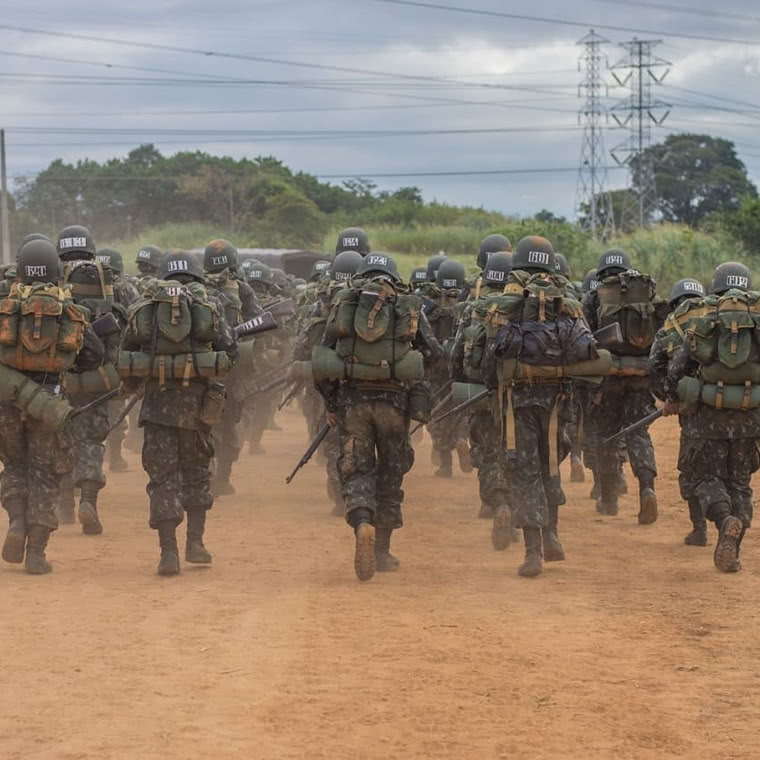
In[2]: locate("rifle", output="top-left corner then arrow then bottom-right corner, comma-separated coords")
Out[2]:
410,389 -> 454,436
265,298 -> 297,319
234,311 -> 278,339
285,422 -> 331,484
278,380 -> 304,411
426,388 -> 491,430
69,387 -> 121,418
600,409 -> 663,447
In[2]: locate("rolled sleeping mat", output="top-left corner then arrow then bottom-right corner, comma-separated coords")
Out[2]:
117,351 -> 232,380
0,362 -> 73,431
311,344 -> 424,382
678,375 -> 760,410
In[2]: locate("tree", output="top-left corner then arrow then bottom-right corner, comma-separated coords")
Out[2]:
713,195 -> 760,255
634,133 -> 757,227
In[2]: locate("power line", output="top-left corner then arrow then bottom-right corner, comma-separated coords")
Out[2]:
369,0 -> 760,46
590,0 -> 760,23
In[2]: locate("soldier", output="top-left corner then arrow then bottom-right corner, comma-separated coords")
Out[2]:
120,249 -> 237,576
450,252 -> 513,522
409,266 -> 428,292
459,234 -> 512,302
422,258 -> 470,478
424,253 -> 447,285
134,245 -> 164,290
649,277 -> 706,546
483,236 -> 602,577
202,240 -> 261,495
293,250 -> 363,514
57,225 -> 125,535
583,249 -> 666,522
335,226 -> 370,257
662,262 -> 758,573
0,239 -> 102,573
315,253 -> 442,581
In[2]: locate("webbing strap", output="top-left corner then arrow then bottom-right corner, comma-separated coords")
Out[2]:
548,398 -> 560,476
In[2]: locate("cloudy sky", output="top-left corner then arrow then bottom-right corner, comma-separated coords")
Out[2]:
1,0 -> 759,219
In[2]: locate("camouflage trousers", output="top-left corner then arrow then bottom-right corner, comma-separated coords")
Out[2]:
65,401 -> 110,490
591,379 -> 657,496
507,400 -> 570,530
428,395 -> 468,457
678,436 -> 758,530
0,402 -> 68,530
142,422 -> 215,529
337,400 -> 414,530
469,408 -> 509,509
213,394 -> 243,471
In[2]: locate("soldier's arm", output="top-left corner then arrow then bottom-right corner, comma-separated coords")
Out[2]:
212,298 -> 239,364
582,290 -> 599,333
238,280 -> 263,319
648,329 -> 672,401
74,324 -> 106,372
414,310 -> 443,367
664,345 -> 698,402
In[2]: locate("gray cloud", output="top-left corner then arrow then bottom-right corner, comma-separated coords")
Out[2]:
1,0 -> 758,219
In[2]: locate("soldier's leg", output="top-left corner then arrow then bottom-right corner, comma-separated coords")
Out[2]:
542,402 -> 572,562
725,438 -> 759,568
469,408 -> 509,519
24,423 -> 62,574
124,400 -> 143,453
623,388 -> 658,525
106,399 -> 128,472
511,406 -> 550,578
179,427 -> 215,565
374,403 -> 414,572
143,422 -> 183,576
69,404 -> 109,535
678,430 -> 707,546
593,387 -> 627,515
0,404 -> 29,565
336,403 -> 377,581
323,424 -> 344,517
212,399 -> 241,497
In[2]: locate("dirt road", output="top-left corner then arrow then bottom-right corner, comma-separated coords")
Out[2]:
0,410 -> 757,759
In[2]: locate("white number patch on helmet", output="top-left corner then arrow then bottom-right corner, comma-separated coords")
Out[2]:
25,265 -> 48,278
367,255 -> 388,266
683,280 -> 704,294
210,255 -> 228,266
726,275 -> 749,288
138,250 -> 152,259
605,254 -> 625,266
167,259 -> 189,272
342,237 -> 359,248
58,237 -> 88,250
486,270 -> 505,281
528,251 -> 550,265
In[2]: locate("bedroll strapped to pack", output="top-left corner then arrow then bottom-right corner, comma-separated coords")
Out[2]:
596,270 -> 657,355
311,343 -> 424,383
65,363 -> 121,394
0,363 -> 73,431
496,350 -> 611,386
0,282 -> 88,373
117,350 -> 232,382
608,355 -> 650,376
126,279 -> 218,355
678,375 -> 760,410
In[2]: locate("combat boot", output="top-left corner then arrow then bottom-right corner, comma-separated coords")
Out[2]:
211,456 -> 235,497
598,475 -> 618,516
637,472 -> 658,525
24,524 -> 52,575
2,499 -> 26,564
570,452 -> 585,483
185,508 -> 213,564
157,521 -> 180,576
455,439 -> 473,473
684,498 -> 708,546
491,506 -> 512,551
57,475 -> 76,524
78,482 -> 103,535
518,528 -> 543,578
714,514 -> 743,573
434,449 -> 453,478
375,527 -> 400,572
350,509 -> 375,582
542,504 -> 565,562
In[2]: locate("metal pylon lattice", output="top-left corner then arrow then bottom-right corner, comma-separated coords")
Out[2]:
575,30 -> 615,240
610,38 -> 671,229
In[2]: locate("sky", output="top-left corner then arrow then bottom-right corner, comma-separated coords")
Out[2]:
1,0 -> 759,220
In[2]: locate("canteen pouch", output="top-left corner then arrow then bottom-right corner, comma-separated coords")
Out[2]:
199,381 -> 226,426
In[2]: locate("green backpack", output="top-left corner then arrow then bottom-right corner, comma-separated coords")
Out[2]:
686,289 -> 760,385
126,279 -> 219,355
596,270 -> 657,355
0,282 -> 88,373
205,272 -> 243,326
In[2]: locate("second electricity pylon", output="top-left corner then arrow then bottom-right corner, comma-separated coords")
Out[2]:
609,38 -> 671,229
575,30 -> 615,241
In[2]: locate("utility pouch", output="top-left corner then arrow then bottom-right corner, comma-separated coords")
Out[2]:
199,381 -> 226,426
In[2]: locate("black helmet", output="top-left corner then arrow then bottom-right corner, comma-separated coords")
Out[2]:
409,266 -> 428,288
711,262 -> 752,295
483,252 -> 512,286
18,239 -> 59,284
512,236 -> 555,274
57,225 -> 96,260
160,249 -> 204,282
96,247 -> 123,274
136,245 -> 164,273
436,259 -> 465,290
597,248 -> 631,278
582,268 -> 598,293
426,253 -> 447,282
357,253 -> 400,282
243,259 -> 274,287
477,234 -> 511,270
17,232 -> 50,258
203,239 -> 238,273
310,259 -> 333,282
668,278 -> 705,307
272,268 -> 288,291
331,250 -> 362,282
554,252 -> 571,278
335,227 -> 370,256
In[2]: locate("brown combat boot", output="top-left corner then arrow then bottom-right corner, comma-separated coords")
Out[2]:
185,508 -> 213,565
714,515 -> 743,573
157,521 -> 180,576
375,527 -> 400,572
78,482 -> 103,535
353,521 -> 376,582
2,499 -> 26,564
518,528 -> 543,578
491,506 -> 513,551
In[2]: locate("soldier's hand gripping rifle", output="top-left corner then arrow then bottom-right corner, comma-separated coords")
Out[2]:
285,422 -> 331,484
